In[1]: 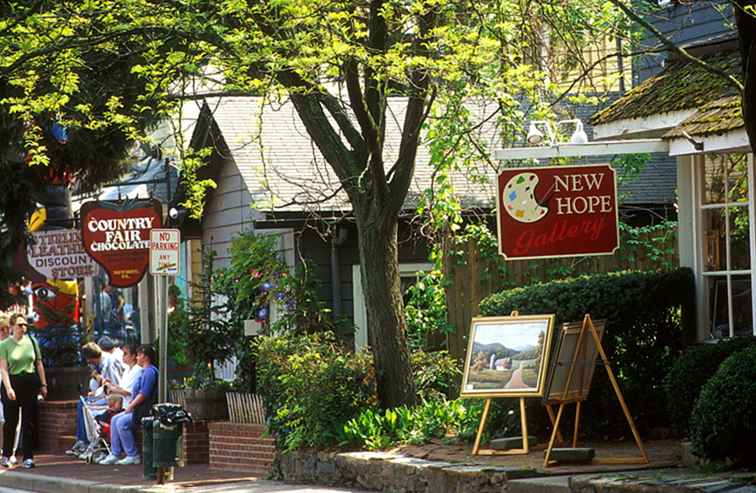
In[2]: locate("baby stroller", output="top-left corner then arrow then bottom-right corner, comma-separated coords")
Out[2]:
78,397 -> 112,464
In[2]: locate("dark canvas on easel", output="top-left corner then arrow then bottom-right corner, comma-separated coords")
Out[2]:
544,320 -> 605,402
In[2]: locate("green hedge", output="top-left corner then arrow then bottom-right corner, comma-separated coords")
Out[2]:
663,337 -> 756,437
256,332 -> 377,451
479,268 -> 695,438
690,345 -> 756,466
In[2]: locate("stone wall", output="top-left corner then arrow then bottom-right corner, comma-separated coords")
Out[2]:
276,450 -> 530,493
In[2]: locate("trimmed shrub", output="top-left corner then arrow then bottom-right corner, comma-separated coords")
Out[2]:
479,268 -> 695,438
663,337 -> 756,436
256,332 -> 376,451
690,346 -> 756,466
411,350 -> 462,402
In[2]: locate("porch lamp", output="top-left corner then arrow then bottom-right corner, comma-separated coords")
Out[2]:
526,120 -> 556,145
561,119 -> 589,144
524,119 -> 589,146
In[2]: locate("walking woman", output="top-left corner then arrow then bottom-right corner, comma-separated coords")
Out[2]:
0,313 -> 47,468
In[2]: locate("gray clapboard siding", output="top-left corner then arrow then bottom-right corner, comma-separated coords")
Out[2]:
636,0 -> 734,82
202,155 -> 261,267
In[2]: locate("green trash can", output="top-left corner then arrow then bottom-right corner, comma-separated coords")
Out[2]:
153,421 -> 183,468
142,417 -> 157,480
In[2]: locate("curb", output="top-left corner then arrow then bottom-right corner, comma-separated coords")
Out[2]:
0,470 -> 177,493
568,470 -> 756,493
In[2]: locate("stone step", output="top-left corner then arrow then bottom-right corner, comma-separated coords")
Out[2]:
490,436 -> 538,450
509,475 -> 572,493
548,447 -> 595,463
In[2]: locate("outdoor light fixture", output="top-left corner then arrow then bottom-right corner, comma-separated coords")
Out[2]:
526,120 -> 556,146
523,119 -> 589,146
526,123 -> 545,145
565,119 -> 589,144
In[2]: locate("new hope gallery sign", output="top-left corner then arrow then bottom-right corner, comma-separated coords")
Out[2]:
497,164 -> 619,260
80,199 -> 162,287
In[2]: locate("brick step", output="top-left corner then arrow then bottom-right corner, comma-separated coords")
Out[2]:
209,457 -> 274,468
210,465 -> 271,475
208,444 -> 275,453
208,435 -> 275,445
210,452 -> 275,463
209,451 -> 275,462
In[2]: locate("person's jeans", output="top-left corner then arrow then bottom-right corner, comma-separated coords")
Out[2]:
1,373 -> 40,460
76,396 -> 108,444
110,411 -> 137,457
75,398 -> 88,443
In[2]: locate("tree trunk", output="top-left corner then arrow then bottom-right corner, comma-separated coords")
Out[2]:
356,211 -> 417,409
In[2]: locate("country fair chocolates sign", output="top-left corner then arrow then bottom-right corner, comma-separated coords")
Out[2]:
80,199 -> 163,287
497,164 -> 619,260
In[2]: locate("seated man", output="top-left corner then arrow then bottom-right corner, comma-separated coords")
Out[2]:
100,345 -> 158,465
67,342 -> 125,455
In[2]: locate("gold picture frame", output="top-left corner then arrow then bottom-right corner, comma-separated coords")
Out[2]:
461,315 -> 555,398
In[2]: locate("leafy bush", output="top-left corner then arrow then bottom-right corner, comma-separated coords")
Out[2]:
405,270 -> 455,351
411,350 -> 461,402
342,398 -> 473,450
256,331 -> 376,451
479,268 -> 695,437
690,346 -> 756,466
663,337 -> 756,437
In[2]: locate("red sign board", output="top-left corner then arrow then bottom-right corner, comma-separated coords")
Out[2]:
80,199 -> 162,287
497,164 -> 619,260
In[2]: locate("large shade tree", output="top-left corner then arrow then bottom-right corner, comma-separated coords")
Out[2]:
1,0 -> 672,408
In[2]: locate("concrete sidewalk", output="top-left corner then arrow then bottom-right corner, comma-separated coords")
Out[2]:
0,453 -> 263,493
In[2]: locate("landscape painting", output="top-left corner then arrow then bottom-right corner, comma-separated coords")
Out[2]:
460,315 -> 555,398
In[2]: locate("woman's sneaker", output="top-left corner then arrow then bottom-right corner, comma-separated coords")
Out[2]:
0,456 -> 10,468
22,459 -> 34,469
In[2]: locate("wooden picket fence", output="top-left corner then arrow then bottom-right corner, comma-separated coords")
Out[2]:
226,392 -> 266,424
443,234 -> 678,359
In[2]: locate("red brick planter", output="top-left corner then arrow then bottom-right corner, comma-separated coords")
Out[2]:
37,400 -> 78,453
209,422 -> 274,475
182,420 -> 210,464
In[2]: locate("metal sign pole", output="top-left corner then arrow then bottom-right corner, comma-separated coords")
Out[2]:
149,228 -> 180,405
159,276 -> 169,403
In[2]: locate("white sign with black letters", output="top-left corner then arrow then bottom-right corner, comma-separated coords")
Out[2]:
149,229 -> 180,276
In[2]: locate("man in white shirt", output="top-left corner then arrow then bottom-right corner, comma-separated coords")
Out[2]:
67,341 -> 124,455
103,344 -> 142,407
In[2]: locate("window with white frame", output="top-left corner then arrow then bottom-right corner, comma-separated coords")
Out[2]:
695,153 -> 755,338
352,263 -> 433,350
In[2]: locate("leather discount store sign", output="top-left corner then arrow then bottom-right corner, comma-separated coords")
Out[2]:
80,199 -> 163,287
497,164 -> 619,260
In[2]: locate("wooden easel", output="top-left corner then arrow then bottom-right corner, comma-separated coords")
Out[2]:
472,396 -> 530,455
543,314 -> 649,467
471,310 -> 531,456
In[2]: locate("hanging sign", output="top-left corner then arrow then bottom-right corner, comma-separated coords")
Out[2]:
149,229 -> 180,276
497,164 -> 619,260
26,229 -> 97,279
80,199 -> 162,287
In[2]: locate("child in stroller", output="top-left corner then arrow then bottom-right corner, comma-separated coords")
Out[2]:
80,394 -> 123,464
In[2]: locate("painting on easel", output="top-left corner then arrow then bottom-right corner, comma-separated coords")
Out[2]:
461,315 -> 555,398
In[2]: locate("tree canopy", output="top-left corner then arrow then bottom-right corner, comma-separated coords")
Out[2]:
3,0 -> 750,407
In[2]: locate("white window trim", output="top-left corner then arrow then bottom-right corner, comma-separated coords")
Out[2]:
352,262 -> 433,351
692,153 -> 756,338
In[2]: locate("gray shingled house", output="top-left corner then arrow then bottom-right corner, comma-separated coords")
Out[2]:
176,95 -> 678,348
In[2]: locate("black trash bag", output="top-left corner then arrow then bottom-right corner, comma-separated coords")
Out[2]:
151,403 -> 193,426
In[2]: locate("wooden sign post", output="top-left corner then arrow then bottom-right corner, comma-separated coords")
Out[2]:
543,314 -> 648,467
